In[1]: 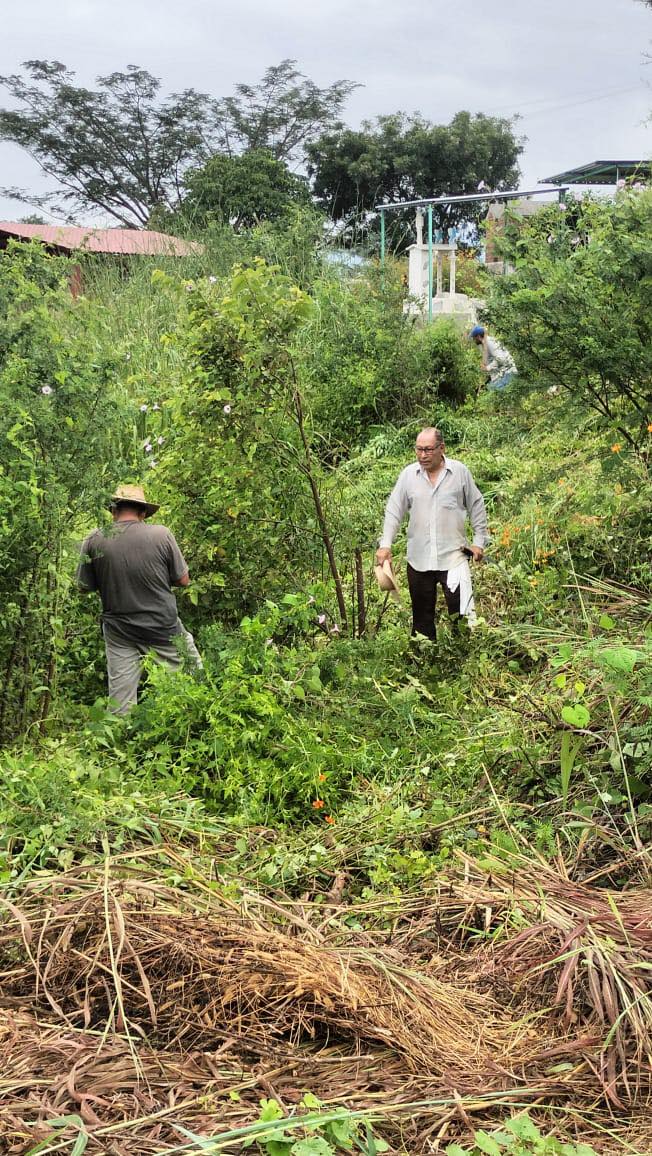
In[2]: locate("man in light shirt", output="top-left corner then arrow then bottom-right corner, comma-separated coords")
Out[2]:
376,428 -> 488,641
470,325 -> 517,391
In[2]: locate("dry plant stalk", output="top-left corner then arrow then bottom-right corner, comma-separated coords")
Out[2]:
0,856 -> 651,1153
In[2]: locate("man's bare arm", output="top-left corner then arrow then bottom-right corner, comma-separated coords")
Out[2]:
174,572 -> 190,587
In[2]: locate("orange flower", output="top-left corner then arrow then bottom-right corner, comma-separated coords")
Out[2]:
647,423 -> 652,433
312,798 -> 325,809
611,443 -> 622,453
318,773 -> 327,782
324,815 -> 335,824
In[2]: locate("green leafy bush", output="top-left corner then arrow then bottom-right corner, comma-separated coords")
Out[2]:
303,271 -> 479,453
487,189 -> 652,453
0,241 -> 134,740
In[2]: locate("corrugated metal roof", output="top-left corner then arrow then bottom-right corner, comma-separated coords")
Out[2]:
0,222 -> 201,255
539,161 -> 650,186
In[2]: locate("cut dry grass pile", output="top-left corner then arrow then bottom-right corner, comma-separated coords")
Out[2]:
418,850 -> 652,1108
0,869 -> 524,1086
0,852 -> 651,1153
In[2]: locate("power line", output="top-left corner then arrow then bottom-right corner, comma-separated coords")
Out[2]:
485,82 -> 645,118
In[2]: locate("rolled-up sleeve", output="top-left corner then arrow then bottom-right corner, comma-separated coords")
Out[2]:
380,473 -> 409,548
463,469 -> 489,547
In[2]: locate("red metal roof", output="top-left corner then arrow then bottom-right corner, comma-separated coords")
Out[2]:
0,222 -> 200,255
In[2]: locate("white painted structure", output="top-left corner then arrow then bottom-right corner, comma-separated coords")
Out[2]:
406,208 -> 478,322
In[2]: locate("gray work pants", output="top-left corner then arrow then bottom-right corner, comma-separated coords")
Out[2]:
103,623 -> 202,715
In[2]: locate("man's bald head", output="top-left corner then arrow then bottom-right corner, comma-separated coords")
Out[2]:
418,426 -> 444,446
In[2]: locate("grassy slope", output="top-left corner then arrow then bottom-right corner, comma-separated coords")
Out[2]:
2,379 -> 649,890
1,352 -> 651,1154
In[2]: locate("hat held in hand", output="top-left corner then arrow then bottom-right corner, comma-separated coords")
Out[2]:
374,558 -> 401,604
108,484 -> 159,518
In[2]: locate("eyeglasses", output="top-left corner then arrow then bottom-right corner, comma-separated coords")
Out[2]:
415,445 -> 442,454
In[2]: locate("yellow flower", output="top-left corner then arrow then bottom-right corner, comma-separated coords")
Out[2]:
611,443 -> 622,453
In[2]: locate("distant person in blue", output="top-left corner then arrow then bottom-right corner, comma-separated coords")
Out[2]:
470,326 -> 517,391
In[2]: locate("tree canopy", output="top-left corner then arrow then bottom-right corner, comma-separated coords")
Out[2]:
181,149 -> 311,230
0,61 -> 216,226
211,59 -> 357,164
0,59 -> 354,227
307,110 -> 524,240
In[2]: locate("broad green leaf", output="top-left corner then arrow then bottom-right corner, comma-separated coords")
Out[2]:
505,1115 -> 541,1142
259,1099 -> 285,1123
600,647 -> 641,673
291,1139 -> 334,1156
266,1142 -> 293,1156
561,704 -> 590,728
300,1093 -> 323,1110
473,1131 -> 503,1156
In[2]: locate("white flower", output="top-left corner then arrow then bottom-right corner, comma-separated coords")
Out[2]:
329,624 -> 340,635
223,403 -> 232,414
185,282 -> 194,292
157,436 -> 164,445
616,179 -> 626,190
40,385 -> 53,395
317,614 -> 326,625
557,203 -> 567,212
152,403 -> 160,411
140,403 -> 148,412
308,595 -> 316,605
125,352 -> 131,361
148,459 -> 157,468
144,442 -> 153,453
208,276 -> 217,284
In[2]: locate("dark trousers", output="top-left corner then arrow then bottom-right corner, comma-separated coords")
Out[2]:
406,564 -> 461,641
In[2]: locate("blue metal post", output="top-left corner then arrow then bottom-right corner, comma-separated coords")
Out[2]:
427,205 -> 433,322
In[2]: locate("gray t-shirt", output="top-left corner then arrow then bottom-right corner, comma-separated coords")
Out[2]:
77,521 -> 188,645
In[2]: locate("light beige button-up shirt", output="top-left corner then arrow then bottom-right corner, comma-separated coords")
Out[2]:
380,456 -> 489,572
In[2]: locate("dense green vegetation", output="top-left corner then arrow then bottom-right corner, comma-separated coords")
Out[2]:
0,187 -> 650,1155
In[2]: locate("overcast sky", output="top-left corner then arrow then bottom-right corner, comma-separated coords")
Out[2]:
0,0 -> 650,222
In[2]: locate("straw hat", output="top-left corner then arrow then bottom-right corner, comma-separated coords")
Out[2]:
374,558 -> 401,603
108,484 -> 159,518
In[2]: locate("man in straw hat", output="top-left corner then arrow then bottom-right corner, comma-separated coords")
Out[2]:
76,484 -> 202,714
376,428 -> 488,641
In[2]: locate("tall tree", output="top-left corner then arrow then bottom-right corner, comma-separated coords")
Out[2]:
212,60 -> 357,165
0,59 -> 355,227
307,110 -> 524,244
181,149 -> 311,230
0,61 -> 217,226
